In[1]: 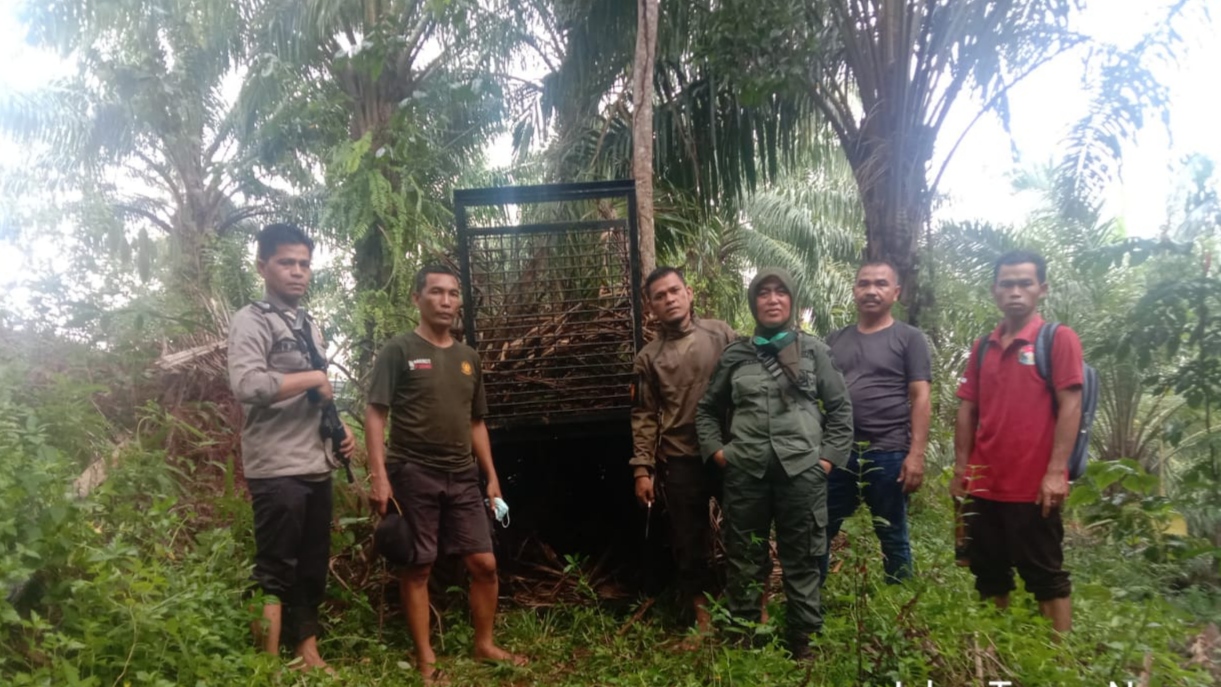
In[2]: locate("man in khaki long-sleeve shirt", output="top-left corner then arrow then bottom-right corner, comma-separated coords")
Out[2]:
630,267 -> 736,638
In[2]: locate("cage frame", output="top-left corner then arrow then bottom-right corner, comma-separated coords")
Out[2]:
454,179 -> 644,429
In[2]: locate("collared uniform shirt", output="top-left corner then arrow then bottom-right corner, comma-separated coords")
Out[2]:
630,318 -> 737,478
956,315 -> 1083,502
227,296 -> 332,479
696,334 -> 854,479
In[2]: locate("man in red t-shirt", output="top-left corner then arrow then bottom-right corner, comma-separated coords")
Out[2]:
952,250 -> 1083,633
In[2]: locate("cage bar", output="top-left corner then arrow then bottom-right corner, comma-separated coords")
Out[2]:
454,181 -> 642,427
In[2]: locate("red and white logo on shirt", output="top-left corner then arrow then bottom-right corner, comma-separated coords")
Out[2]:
407,358 -> 433,371
1018,345 -> 1036,366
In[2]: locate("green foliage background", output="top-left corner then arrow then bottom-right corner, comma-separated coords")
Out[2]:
1,0 -> 1220,684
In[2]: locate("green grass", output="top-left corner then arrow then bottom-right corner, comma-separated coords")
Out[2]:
288,487 -> 1218,686
313,602 -> 805,686
2,423 -> 1217,686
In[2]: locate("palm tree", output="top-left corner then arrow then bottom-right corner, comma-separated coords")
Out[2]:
239,0 -> 519,369
0,0 -> 276,319
676,0 -> 1203,323
701,0 -> 1074,323
516,0 -> 822,244
661,136 -> 865,333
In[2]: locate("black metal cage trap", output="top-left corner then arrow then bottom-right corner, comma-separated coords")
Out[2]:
454,180 -> 644,429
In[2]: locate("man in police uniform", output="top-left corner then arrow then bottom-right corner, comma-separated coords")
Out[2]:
227,223 -> 355,671
630,266 -> 737,641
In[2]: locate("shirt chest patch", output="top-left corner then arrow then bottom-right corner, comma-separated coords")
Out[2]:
408,358 -> 433,371
271,339 -> 302,354
1018,345 -> 1036,366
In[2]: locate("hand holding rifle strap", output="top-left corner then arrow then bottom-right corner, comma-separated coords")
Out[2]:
266,304 -> 355,484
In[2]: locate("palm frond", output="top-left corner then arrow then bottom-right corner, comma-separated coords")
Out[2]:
526,0 -> 820,217
0,85 -> 100,169
1054,0 -> 1201,225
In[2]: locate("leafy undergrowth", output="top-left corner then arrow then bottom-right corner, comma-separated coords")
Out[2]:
1,375 -> 1218,686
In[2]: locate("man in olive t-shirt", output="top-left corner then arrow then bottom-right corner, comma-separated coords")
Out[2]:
368,334 -> 486,472
365,265 -> 524,684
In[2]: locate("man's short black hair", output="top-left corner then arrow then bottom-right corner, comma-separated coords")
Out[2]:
644,266 -> 685,297
257,223 -> 314,262
856,259 -> 901,285
993,250 -> 1047,284
413,264 -> 460,294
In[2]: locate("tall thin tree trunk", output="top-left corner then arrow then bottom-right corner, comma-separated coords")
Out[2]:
632,0 -> 658,278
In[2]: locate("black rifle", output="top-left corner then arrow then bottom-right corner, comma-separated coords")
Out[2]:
286,308 -> 354,484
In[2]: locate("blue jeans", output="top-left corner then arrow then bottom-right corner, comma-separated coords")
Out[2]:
819,449 -> 912,584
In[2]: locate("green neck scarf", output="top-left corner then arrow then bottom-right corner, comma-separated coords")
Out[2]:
752,329 -> 795,350
752,326 -> 801,383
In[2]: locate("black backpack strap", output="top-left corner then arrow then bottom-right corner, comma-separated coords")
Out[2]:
1034,322 -> 1060,412
973,335 -> 989,396
253,300 -> 327,383
256,300 -> 315,348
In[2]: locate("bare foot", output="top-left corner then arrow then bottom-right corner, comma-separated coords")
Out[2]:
474,645 -> 528,666
677,632 -> 709,652
420,663 -> 448,686
293,638 -> 335,675
288,656 -> 336,676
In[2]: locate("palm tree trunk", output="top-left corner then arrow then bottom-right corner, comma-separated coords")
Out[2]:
632,0 -> 658,277
353,225 -> 391,377
854,140 -> 929,325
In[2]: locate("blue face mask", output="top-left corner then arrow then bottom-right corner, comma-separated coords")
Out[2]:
485,497 -> 510,527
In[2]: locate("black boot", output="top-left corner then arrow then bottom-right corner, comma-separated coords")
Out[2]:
787,633 -> 815,662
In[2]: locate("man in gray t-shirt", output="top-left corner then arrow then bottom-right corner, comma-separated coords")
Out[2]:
821,261 -> 932,584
